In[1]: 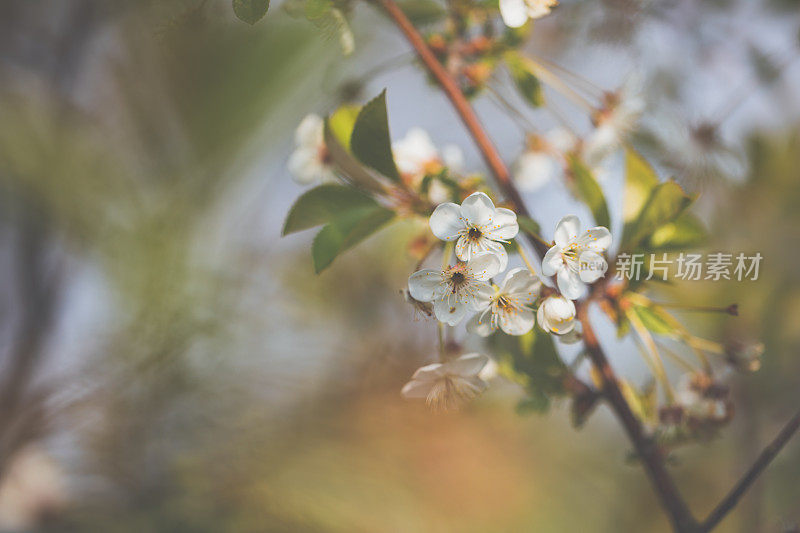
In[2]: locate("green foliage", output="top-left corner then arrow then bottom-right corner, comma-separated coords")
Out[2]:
568,155 -> 610,229
504,52 -> 545,108
621,149 -> 703,252
312,206 -> 395,273
622,149 -> 659,225
397,0 -> 447,25
350,91 -> 401,182
517,215 -> 542,239
282,184 -> 379,235
645,212 -> 706,250
233,0 -> 270,24
327,105 -> 361,150
490,328 -> 567,414
623,181 -> 694,250
282,184 -> 395,273
630,303 -> 678,336
619,380 -> 658,428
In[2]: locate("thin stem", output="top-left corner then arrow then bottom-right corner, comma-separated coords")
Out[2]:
515,238 -> 538,274
699,407 -> 800,532
578,303 -> 698,532
525,59 -> 596,113
377,0 -> 550,259
530,54 -> 605,99
438,322 -> 446,357
656,341 -> 700,374
627,309 -> 675,404
486,82 -> 536,133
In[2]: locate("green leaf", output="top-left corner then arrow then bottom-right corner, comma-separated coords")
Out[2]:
305,0 -> 332,19
312,206 -> 395,273
504,52 -> 545,108
397,0 -> 446,25
631,304 -> 678,336
517,215 -> 542,239
490,328 -> 566,414
623,148 -> 659,225
350,90 -> 400,182
568,155 -> 610,229
624,181 -> 694,250
282,184 -> 380,236
232,0 -> 270,24
327,105 -> 361,150
646,212 -> 707,251
323,112 -> 385,193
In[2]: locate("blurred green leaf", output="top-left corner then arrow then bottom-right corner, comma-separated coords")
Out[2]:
504,52 -> 545,108
312,206 -> 395,273
622,148 -> 659,226
623,181 -> 694,250
350,91 -> 401,182
517,215 -> 542,239
305,0 -> 332,19
646,212 -> 707,251
233,0 -> 270,24
490,328 -> 566,414
397,0 -> 446,25
282,184 -> 380,235
631,303 -> 677,336
327,105 -> 361,150
568,155 -> 610,229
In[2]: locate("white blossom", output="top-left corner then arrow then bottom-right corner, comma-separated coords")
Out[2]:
407,253 -> 501,326
393,128 -> 464,203
499,0 -> 558,28
675,373 -> 731,423
513,129 -> 577,192
401,353 -> 490,410
429,192 -> 519,271
287,114 -> 336,185
583,75 -> 644,166
541,215 -> 611,300
536,295 -> 576,334
467,268 -> 541,336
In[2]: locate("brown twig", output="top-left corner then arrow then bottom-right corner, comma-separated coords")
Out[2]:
373,3 -> 799,531
699,407 -> 800,532
578,303 -> 699,532
377,0 -> 550,259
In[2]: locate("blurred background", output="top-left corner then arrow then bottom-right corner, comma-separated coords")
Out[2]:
0,0 -> 799,531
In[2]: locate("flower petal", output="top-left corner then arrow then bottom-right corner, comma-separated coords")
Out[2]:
295,114 -> 323,146
515,152 -> 556,192
470,282 -> 495,311
554,215 -> 581,247
408,270 -> 443,302
410,362 -> 445,381
454,234 -> 471,262
499,0 -> 529,27
482,239 -> 508,272
288,148 -> 319,185
576,226 -> 612,252
502,268 -> 541,302
433,297 -> 468,326
467,308 -> 496,337
461,192 -> 495,228
541,245 -> 563,277
401,379 -> 435,399
430,203 -> 466,241
484,207 -> 519,240
499,307 -> 535,336
466,253 -> 502,281
536,304 -> 550,332
578,251 -> 608,283
557,269 -> 585,300
444,353 -> 489,377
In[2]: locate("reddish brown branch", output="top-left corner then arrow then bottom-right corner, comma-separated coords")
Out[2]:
377,0 -> 550,258
578,303 -> 699,532
699,407 -> 800,532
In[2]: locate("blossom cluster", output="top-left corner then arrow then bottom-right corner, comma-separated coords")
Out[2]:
403,192 -> 611,409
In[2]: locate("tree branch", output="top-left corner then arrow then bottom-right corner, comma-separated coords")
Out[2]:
377,0 -> 550,258
699,407 -> 800,532
578,303 -> 699,533
376,2 -> 698,530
